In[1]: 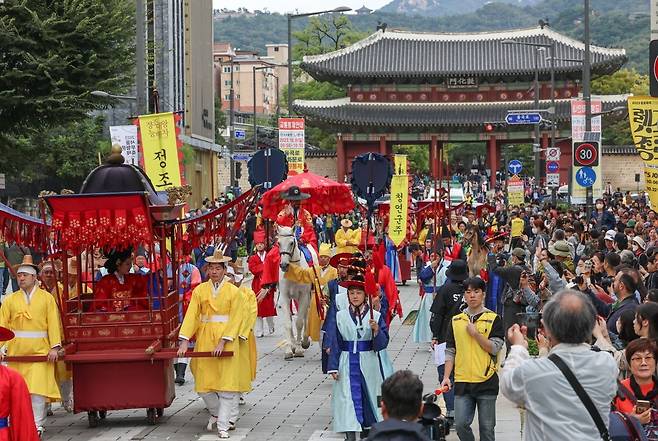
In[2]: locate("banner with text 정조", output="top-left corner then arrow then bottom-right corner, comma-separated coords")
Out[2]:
628,96 -> 658,207
389,155 -> 408,247
278,117 -> 305,174
138,112 -> 182,190
109,125 -> 139,166
570,99 -> 603,204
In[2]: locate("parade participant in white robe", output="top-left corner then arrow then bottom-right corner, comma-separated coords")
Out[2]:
412,253 -> 448,343
327,274 -> 392,441
177,249 -> 243,440
0,256 -> 61,437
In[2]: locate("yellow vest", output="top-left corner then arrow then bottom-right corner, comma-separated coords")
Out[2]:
452,311 -> 499,384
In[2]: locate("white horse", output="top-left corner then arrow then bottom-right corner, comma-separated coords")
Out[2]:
276,225 -> 318,360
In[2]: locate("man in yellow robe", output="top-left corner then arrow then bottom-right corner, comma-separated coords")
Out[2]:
225,264 -> 258,431
335,219 -> 361,255
177,249 -> 243,439
0,255 -> 62,436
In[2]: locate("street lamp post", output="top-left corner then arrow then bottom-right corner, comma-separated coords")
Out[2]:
583,0 -> 593,219
287,7 -> 351,115
91,90 -> 137,124
502,38 -> 557,198
252,64 -> 278,149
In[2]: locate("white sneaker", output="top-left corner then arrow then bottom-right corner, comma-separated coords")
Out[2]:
206,415 -> 217,431
37,427 -> 44,439
218,430 -> 230,439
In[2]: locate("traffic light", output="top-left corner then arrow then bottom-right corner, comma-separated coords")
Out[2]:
235,162 -> 242,179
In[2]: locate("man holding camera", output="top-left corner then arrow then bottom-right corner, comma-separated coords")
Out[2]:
500,290 -> 618,440
366,370 -> 431,441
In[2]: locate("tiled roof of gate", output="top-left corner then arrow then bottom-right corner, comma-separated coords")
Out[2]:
300,27 -> 627,83
292,95 -> 628,129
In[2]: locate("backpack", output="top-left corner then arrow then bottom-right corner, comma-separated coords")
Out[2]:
609,411 -> 648,441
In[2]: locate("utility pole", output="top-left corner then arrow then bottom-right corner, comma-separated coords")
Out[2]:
229,61 -> 235,189
135,0 -> 146,115
550,41 -> 557,205
533,48 -> 541,190
583,0 -> 593,219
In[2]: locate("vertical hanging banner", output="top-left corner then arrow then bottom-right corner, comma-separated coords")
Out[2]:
138,112 -> 182,190
570,98 -> 603,204
109,125 -> 139,166
389,155 -> 408,247
278,117 -> 305,174
628,96 -> 658,207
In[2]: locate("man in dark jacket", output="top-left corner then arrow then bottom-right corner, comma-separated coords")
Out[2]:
491,248 -> 530,340
592,198 -> 616,231
367,370 -> 430,441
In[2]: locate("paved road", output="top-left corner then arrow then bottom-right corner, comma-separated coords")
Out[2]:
43,280 -> 523,441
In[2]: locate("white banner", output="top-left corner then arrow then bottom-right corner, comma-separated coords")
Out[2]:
278,117 -> 305,174
109,125 -> 139,166
570,99 -> 603,204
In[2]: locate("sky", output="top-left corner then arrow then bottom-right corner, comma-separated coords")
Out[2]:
212,0 -> 391,14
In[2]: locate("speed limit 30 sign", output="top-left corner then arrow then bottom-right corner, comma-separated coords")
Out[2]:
573,141 -> 599,167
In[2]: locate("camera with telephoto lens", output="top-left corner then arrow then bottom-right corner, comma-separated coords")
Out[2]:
600,276 -> 613,292
418,391 -> 451,440
574,275 -> 584,286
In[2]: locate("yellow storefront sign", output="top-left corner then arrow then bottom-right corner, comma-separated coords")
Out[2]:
389,155 -> 408,247
138,112 -> 182,190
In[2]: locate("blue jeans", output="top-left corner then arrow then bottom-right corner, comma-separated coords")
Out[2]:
454,393 -> 497,441
436,365 -> 455,413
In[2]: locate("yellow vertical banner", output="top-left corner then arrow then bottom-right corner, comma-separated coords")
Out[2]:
138,112 -> 182,190
628,97 -> 658,207
389,155 -> 408,247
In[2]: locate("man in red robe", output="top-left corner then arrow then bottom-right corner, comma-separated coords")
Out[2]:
248,230 -> 277,337
372,245 -> 403,326
276,186 -> 317,251
0,326 -> 40,441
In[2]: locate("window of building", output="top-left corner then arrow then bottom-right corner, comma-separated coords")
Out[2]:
224,80 -> 232,86
234,65 -> 240,71
224,94 -> 230,100
223,66 -> 231,73
274,47 -> 279,52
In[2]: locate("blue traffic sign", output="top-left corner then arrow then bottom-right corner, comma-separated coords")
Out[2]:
508,159 -> 523,175
575,167 -> 597,187
505,113 -> 543,125
234,129 -> 246,140
546,161 -> 559,173
232,153 -> 252,161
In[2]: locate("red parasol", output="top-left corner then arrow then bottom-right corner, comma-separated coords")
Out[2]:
260,171 -> 354,220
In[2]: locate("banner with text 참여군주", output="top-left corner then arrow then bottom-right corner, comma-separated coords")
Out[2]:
278,117 -> 305,174
389,155 -> 408,247
138,112 -> 182,190
628,96 -> 658,207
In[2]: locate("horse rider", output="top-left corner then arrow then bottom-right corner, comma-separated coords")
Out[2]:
276,186 -> 317,252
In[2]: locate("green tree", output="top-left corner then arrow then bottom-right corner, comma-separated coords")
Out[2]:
284,15 -> 367,149
592,69 -> 648,145
3,116 -> 111,189
215,97 -> 227,145
0,0 -> 135,136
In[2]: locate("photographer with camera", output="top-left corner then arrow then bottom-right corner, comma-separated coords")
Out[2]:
500,290 -> 618,441
366,370 -> 431,441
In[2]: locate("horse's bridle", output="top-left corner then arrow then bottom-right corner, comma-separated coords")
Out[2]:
278,232 -> 301,264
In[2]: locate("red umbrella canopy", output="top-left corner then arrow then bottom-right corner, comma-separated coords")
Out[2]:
261,171 -> 355,220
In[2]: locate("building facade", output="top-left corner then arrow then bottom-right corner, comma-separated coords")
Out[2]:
214,43 -> 288,115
